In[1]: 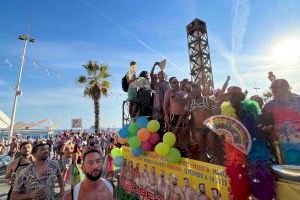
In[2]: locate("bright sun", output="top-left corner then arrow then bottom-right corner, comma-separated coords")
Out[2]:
271,38 -> 300,65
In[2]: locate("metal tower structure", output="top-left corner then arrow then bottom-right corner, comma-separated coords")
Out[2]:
186,18 -> 214,92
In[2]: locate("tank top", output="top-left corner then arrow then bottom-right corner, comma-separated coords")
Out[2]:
72,178 -> 113,200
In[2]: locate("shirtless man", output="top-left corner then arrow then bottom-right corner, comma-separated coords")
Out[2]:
164,77 -> 190,155
183,178 -> 198,200
7,137 -> 19,159
140,164 -> 149,188
148,167 -> 158,192
5,141 -> 34,200
176,83 -> 219,163
125,161 -> 134,182
64,149 -> 113,200
210,188 -> 221,200
133,163 -> 141,185
157,170 -> 168,199
120,160 -> 128,179
198,183 -> 210,200
164,77 -> 188,129
151,62 -> 170,127
166,174 -> 185,200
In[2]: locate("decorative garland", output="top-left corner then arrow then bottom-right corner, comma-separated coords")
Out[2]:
240,99 -> 275,200
221,101 -> 250,200
221,100 -> 275,200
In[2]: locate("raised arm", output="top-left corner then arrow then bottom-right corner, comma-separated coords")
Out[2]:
221,76 -> 230,94
150,62 -> 159,78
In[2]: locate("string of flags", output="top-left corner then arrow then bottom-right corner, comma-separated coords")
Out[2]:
1,57 -> 123,99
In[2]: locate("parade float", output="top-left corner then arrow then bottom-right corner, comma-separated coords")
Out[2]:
113,19 -> 300,200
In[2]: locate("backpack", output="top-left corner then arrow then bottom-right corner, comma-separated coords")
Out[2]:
122,75 -> 129,92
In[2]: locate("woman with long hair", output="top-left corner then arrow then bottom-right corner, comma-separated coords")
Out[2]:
67,143 -> 84,185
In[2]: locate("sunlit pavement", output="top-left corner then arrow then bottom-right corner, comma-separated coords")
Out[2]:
0,174 -> 9,200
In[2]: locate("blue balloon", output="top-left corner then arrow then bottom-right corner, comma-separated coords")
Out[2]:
118,125 -> 129,138
131,147 -> 143,157
113,156 -> 125,167
137,116 -> 149,128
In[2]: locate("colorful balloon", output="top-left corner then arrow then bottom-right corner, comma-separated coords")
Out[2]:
128,137 -> 141,148
147,120 -> 160,132
137,116 -> 149,128
118,137 -> 127,144
137,128 -> 150,141
128,123 -> 139,136
166,147 -> 181,163
118,125 -> 129,138
113,156 -> 124,167
111,148 -> 122,158
142,141 -> 154,151
154,142 -> 169,156
131,147 -> 143,157
163,132 -> 176,147
149,132 -> 160,144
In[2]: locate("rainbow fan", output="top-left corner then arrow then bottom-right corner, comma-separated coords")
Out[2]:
204,115 -> 252,154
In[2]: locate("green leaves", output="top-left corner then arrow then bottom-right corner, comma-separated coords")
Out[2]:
76,60 -> 112,100
77,76 -> 87,84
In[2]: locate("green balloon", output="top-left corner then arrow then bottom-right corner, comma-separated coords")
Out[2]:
163,132 -> 176,147
154,142 -> 169,156
111,148 -> 122,158
166,147 -> 181,163
147,120 -> 160,132
128,137 -> 141,148
128,123 -> 139,136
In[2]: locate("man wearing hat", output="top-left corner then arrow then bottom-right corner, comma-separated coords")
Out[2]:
5,141 -> 34,200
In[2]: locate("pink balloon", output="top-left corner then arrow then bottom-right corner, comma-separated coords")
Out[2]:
142,141 -> 154,151
148,133 -> 160,145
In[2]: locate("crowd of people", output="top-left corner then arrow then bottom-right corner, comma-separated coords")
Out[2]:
124,61 -> 300,166
2,129 -> 118,200
1,60 -> 299,199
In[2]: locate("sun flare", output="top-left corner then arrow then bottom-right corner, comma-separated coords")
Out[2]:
271,38 -> 300,65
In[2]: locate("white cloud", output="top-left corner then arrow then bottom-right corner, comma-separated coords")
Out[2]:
230,0 -> 252,89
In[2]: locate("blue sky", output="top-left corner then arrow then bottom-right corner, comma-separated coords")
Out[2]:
1,0 -> 300,129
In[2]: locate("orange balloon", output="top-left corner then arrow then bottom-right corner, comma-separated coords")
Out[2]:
118,137 -> 127,144
137,128 -> 150,141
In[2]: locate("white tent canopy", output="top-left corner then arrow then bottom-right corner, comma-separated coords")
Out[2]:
0,110 -> 58,131
0,110 -> 10,129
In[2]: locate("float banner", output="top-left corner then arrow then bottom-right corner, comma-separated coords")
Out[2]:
118,146 -> 229,200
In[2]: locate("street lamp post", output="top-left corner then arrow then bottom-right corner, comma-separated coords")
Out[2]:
8,32 -> 34,143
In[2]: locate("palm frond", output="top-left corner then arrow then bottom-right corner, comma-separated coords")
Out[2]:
77,75 -> 87,84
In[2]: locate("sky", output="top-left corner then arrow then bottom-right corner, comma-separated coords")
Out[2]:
0,0 -> 300,129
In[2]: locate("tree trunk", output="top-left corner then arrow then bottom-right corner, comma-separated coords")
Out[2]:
94,99 -> 100,133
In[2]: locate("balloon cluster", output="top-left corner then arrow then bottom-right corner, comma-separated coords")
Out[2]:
118,116 -> 161,157
154,132 -> 181,163
111,147 -> 124,167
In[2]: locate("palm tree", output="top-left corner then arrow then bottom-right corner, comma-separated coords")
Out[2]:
77,60 -> 111,133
